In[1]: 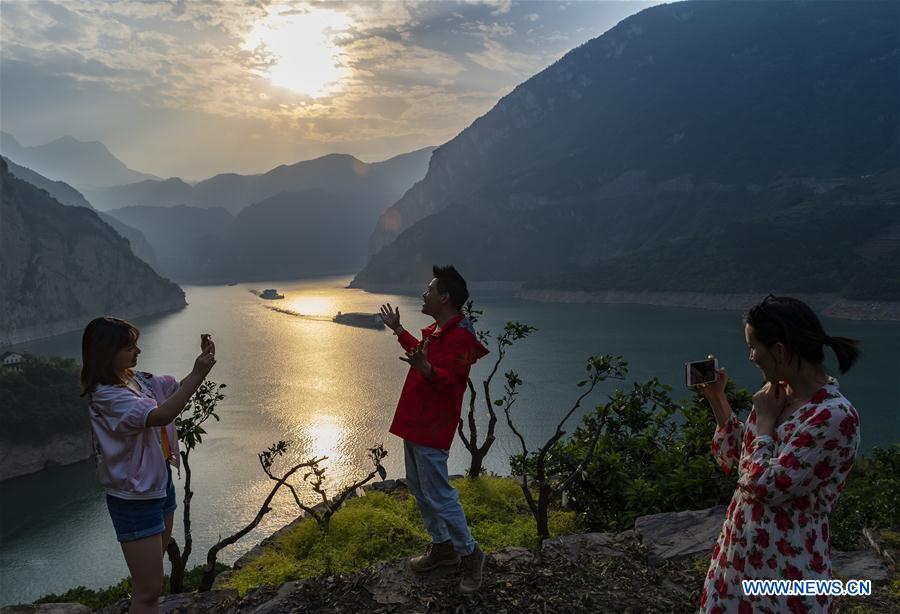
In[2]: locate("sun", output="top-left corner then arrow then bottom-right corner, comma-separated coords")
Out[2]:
244,5 -> 350,97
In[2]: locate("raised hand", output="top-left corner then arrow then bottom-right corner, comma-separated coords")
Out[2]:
380,303 -> 401,332
201,334 -> 216,356
699,353 -> 727,400
753,380 -> 788,436
400,339 -> 432,377
191,351 -> 216,378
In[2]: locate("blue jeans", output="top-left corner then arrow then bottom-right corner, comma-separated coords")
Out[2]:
404,440 -> 475,556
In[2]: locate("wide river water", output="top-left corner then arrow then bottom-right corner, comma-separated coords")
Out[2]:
2,276 -> 898,604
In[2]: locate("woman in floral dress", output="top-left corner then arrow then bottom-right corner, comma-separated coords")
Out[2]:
699,295 -> 861,613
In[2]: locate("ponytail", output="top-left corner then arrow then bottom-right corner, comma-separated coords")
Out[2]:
824,335 -> 861,374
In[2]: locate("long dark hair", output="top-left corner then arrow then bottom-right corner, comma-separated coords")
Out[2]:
81,317 -> 140,395
745,295 -> 860,374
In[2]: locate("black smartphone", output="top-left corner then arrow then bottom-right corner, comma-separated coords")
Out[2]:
685,358 -> 717,387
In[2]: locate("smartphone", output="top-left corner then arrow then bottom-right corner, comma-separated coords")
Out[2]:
201,334 -> 212,352
685,358 -> 718,387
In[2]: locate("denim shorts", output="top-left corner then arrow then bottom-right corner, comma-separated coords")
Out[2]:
106,467 -> 177,543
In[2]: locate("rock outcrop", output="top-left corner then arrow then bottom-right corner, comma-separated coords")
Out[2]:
0,432 -> 92,482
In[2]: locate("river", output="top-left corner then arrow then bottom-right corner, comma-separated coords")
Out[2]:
2,276 -> 897,605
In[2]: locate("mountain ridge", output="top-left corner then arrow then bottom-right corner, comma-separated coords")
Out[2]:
353,0 -> 899,297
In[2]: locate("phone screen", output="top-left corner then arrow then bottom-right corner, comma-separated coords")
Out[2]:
686,358 -> 717,387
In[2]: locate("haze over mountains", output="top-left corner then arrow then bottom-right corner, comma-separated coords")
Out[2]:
0,140 -> 435,285
355,0 -> 899,300
0,158 -> 184,346
97,147 -> 435,282
0,131 -> 158,190
85,147 -> 435,214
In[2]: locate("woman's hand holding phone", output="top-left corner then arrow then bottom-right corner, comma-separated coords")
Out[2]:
191,351 -> 216,378
698,354 -> 727,400
192,333 -> 216,378
201,333 -> 215,356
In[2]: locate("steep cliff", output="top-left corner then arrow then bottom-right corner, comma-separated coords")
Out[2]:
357,1 -> 899,289
3,155 -> 159,268
0,158 -> 186,346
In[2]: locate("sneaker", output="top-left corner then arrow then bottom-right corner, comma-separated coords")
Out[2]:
408,540 -> 460,572
459,543 -> 486,594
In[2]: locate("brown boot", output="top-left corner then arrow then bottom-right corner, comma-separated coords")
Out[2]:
459,543 -> 486,594
408,540 -> 460,572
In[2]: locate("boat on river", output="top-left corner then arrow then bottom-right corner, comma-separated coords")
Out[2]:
259,288 -> 284,300
333,312 -> 385,329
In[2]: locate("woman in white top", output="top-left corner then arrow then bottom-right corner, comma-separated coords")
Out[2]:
81,317 -> 216,614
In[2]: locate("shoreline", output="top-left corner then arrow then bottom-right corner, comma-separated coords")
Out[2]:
517,290 -> 900,322
351,283 -> 900,322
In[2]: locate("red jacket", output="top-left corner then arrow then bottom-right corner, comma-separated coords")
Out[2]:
389,313 -> 489,450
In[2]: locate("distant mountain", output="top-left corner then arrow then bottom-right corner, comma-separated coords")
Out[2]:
0,158 -> 185,346
355,172 -> 900,300
2,156 -> 158,268
104,205 -> 234,281
0,131 -> 158,191
2,156 -> 93,209
85,177 -> 195,210
208,189 -> 381,281
106,188 -> 383,283
85,147 -> 435,214
353,0 -> 899,299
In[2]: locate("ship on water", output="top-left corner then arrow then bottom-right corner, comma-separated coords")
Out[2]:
333,312 -> 385,330
259,288 -> 284,300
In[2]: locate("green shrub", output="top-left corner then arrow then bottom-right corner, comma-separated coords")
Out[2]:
831,445 -> 900,550
0,355 -> 86,444
32,563 -> 229,609
223,477 -> 579,594
519,378 -> 749,532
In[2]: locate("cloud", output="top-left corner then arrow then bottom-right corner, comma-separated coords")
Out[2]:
466,38 -> 542,74
463,0 -> 513,16
0,0 -> 659,177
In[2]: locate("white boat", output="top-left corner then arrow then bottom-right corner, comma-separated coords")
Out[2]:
333,312 -> 385,329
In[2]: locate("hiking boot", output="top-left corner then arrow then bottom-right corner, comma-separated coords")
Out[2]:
408,540 -> 460,572
459,543 -> 486,594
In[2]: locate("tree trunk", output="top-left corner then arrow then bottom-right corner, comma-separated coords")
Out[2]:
468,450 -> 485,478
165,538 -> 184,593
536,486 -> 551,546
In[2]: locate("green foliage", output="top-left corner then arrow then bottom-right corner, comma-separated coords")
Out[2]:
32,563 -> 229,609
830,445 -> 900,551
175,380 -> 225,451
223,477 -> 579,594
34,579 -> 131,610
0,355 -> 86,443
516,378 -> 750,532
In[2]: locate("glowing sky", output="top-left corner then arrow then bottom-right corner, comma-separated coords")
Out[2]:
1,1 -> 655,179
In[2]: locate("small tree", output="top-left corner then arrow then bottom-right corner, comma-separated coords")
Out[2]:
458,301 -> 535,477
504,355 -> 627,545
261,441 -> 388,531
197,441 -> 388,591
166,380 -> 225,593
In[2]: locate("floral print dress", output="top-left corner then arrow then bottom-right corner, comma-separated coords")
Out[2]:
701,379 -> 860,614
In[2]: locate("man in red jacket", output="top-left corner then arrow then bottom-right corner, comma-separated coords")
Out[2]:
380,265 -> 489,594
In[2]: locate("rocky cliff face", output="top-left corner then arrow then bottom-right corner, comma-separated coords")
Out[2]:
3,156 -> 159,268
0,431 -> 92,482
0,158 -> 186,347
